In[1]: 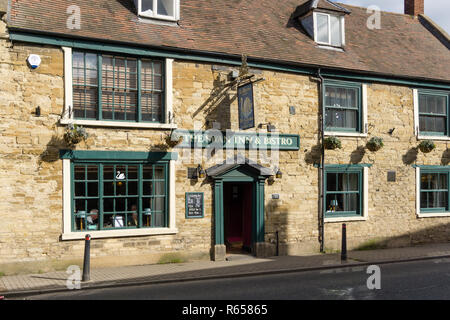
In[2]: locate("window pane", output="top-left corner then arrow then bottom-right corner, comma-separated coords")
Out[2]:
87,166 -> 98,180
325,86 -> 335,107
143,181 -> 152,195
142,0 -> 153,12
325,108 -> 357,129
316,14 -> 329,43
419,95 -> 427,113
88,182 -> 98,197
420,115 -> 446,134
73,52 -> 98,120
330,15 -> 341,46
342,173 -> 358,191
436,96 -> 446,115
326,173 -> 338,191
326,193 -> 358,213
103,165 -> 114,180
427,191 -> 448,208
157,0 -> 174,17
74,166 -> 85,180
75,182 -> 85,197
73,52 -> 84,68
141,60 -> 163,122
143,165 -> 153,179
102,56 -> 138,121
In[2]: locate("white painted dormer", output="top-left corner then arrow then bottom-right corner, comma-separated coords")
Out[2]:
134,0 -> 180,21
295,0 -> 350,48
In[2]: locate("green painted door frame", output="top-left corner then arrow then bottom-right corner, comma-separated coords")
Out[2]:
212,169 -> 266,247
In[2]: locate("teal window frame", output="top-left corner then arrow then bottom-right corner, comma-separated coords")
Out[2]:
323,80 -> 362,133
324,166 -> 363,218
420,168 -> 450,214
71,160 -> 169,232
72,50 -> 165,123
418,89 -> 450,136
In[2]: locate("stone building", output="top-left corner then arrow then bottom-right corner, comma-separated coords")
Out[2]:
0,0 -> 449,274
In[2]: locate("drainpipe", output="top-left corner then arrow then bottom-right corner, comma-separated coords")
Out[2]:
317,68 -> 325,253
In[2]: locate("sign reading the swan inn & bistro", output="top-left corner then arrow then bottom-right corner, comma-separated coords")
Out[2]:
175,130 -> 300,151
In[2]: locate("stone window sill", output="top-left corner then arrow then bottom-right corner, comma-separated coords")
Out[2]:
417,212 -> 450,219
417,135 -> 450,141
325,216 -> 367,223
61,228 -> 178,240
325,131 -> 368,138
60,118 -> 178,130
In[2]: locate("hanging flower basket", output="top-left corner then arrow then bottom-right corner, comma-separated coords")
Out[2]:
418,140 -> 436,153
165,130 -> 184,148
323,136 -> 342,150
64,124 -> 88,147
366,137 -> 384,152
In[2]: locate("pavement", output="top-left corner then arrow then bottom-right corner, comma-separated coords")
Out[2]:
1,242 -> 450,298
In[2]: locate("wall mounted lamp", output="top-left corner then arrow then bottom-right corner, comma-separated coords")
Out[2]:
198,165 -> 206,179
258,122 -> 276,132
276,169 -> 283,179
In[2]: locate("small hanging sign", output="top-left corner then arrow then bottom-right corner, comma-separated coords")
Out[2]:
238,83 -> 255,130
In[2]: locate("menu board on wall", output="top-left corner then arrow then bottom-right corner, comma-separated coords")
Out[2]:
185,192 -> 204,219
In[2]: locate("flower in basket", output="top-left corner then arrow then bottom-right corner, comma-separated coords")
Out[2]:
366,137 -> 384,152
323,136 -> 342,150
165,130 -> 184,148
418,140 -> 436,153
64,123 -> 89,147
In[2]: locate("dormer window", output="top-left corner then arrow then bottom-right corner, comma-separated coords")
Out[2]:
294,0 -> 350,49
314,12 -> 345,47
135,0 -> 180,21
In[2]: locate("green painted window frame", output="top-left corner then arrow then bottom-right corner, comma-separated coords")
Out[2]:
323,80 -> 362,133
72,50 -> 165,123
418,89 -> 450,136
71,160 -> 169,232
420,168 -> 450,213
324,166 -> 363,218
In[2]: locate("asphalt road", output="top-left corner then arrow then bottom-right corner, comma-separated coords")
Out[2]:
18,258 -> 450,300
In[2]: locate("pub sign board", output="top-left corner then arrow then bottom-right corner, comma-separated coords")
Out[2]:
175,130 -> 300,151
238,83 -> 255,130
185,192 -> 204,219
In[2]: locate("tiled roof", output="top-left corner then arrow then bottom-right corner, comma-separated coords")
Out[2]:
7,0 -> 450,83
294,0 -> 351,19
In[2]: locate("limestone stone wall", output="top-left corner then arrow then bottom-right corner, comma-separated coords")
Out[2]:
1,15 -> 450,274
323,84 -> 450,251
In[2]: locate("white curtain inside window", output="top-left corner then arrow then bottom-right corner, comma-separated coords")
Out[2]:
330,15 -> 341,46
316,14 -> 329,43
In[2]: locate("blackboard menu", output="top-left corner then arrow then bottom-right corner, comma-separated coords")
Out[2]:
185,192 -> 204,219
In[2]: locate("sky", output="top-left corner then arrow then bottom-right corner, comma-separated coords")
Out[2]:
335,0 -> 450,34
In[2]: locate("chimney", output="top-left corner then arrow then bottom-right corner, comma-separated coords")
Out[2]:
404,0 -> 424,16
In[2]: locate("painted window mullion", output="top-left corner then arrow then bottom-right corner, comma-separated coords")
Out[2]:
83,53 -> 87,119
137,59 -> 142,122
138,164 -> 143,228
71,162 -> 75,232
112,57 -> 116,121
98,54 -> 103,120
162,59 -> 166,123
328,14 -> 331,45
99,164 -> 104,230
165,162 -> 168,227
